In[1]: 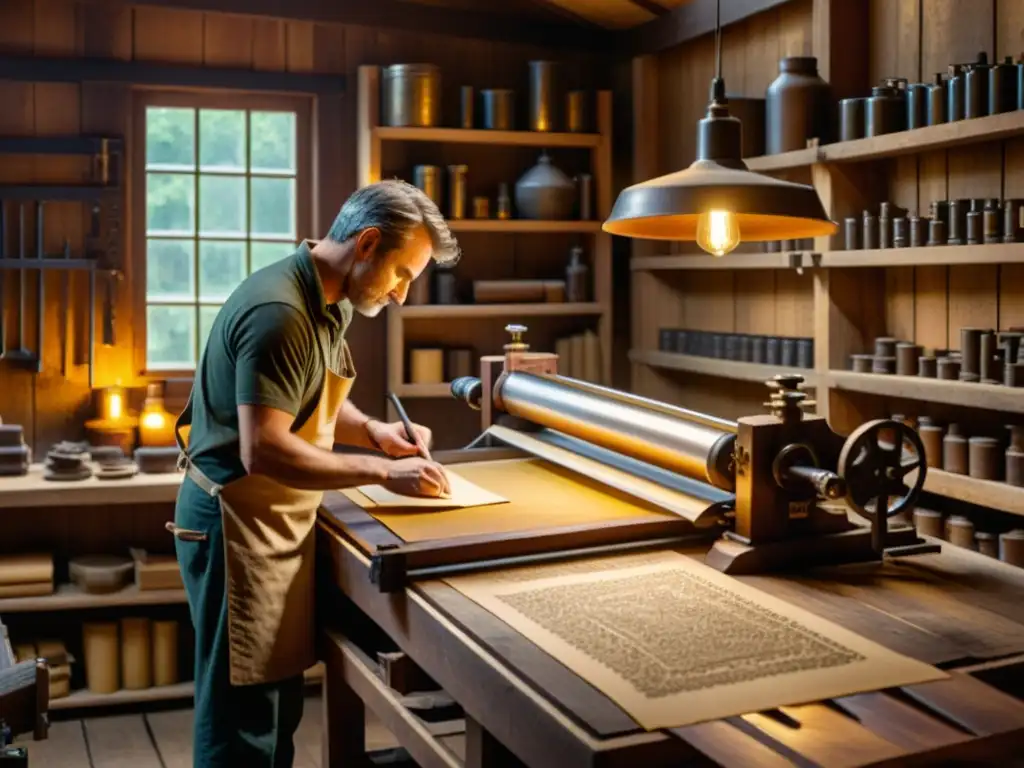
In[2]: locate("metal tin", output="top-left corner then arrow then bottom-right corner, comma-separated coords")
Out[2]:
930,199 -> 949,225
966,210 -> 982,244
947,65 -> 965,121
382,63 -> 441,127
576,173 -> 593,220
529,60 -> 558,132
948,199 -> 967,244
412,165 -> 442,208
879,202 -> 894,248
460,86 -> 474,129
659,329 -> 673,351
990,56 -> 1017,114
566,90 -> 588,133
712,334 -> 726,359
851,353 -> 873,373
781,338 -> 796,367
863,210 -> 879,249
749,336 -> 765,363
838,97 -> 865,141
914,508 -> 945,536
447,164 -> 467,220
797,338 -> 813,369
918,355 -> 937,377
937,356 -> 961,380
984,199 -> 1002,243
926,72 -> 947,126
497,183 -> 511,220
872,356 -> 896,374
960,327 -> 986,381
906,83 -> 928,129
874,336 -> 898,358
844,217 -> 860,250
942,424 -> 968,474
909,215 -> 927,247
472,196 -> 490,219
947,515 -> 976,549
766,56 -> 832,154
1002,331 -> 1023,366
964,52 -> 989,119
896,342 -> 920,375
980,331 -> 999,383
1005,199 -> 1023,243
1000,528 -> 1024,566
726,335 -> 740,361
976,531 -> 1000,557
481,89 -> 515,130
969,436 -> 1001,481
765,337 -> 780,365
928,218 -> 947,246
865,80 -> 905,137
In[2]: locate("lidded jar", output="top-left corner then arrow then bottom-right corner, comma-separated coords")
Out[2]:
514,152 -> 576,221
765,56 -> 832,154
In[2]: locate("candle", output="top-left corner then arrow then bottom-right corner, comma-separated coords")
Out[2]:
138,383 -> 176,447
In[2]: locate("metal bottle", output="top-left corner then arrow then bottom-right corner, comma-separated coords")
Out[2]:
865,78 -> 906,137
989,56 -> 1017,114
926,72 -> 947,125
964,52 -> 989,119
906,83 -> 928,129
947,65 -> 965,121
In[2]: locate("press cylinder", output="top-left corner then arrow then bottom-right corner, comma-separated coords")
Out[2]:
968,436 -> 1001,481
946,515 -> 975,549
943,423 -> 968,474
493,371 -> 738,490
917,417 -> 944,468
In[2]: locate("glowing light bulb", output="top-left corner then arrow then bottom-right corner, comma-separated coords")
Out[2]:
696,209 -> 741,257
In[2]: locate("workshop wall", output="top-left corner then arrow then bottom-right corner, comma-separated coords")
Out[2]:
0,0 -> 611,453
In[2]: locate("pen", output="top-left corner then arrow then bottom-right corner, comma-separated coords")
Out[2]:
387,391 -> 432,461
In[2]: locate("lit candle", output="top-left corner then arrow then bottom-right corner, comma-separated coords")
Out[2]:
138,383 -> 176,447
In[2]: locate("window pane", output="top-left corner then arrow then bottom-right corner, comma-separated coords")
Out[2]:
250,112 -> 296,172
199,109 -> 246,171
199,305 -> 221,354
199,175 -> 247,235
250,177 -> 295,238
146,107 -> 195,168
147,305 -> 196,369
199,241 -> 247,302
147,173 -> 195,234
146,239 -> 195,301
251,241 -> 295,273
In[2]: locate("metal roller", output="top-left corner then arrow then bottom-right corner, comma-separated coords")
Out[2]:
493,372 -> 737,491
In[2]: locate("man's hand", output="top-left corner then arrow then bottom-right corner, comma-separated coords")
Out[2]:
384,457 -> 450,498
367,420 -> 433,459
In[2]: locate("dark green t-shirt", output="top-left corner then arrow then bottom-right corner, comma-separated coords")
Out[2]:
179,242 -> 354,490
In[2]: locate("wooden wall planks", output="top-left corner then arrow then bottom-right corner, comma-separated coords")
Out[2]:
0,0 -> 609,454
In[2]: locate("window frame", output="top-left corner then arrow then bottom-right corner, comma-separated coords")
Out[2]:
131,89 -> 313,377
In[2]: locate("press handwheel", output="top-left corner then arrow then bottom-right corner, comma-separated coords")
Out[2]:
838,419 -> 927,521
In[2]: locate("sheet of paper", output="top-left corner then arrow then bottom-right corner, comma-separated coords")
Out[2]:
445,552 -> 946,731
355,469 -> 509,509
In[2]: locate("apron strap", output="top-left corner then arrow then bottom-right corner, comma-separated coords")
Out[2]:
174,387 -> 223,498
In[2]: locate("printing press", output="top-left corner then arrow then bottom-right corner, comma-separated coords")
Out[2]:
316,325 -> 1024,768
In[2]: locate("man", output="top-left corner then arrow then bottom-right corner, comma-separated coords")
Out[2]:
169,180 -> 460,767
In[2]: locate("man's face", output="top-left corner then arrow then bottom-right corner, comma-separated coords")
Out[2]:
347,225 -> 433,317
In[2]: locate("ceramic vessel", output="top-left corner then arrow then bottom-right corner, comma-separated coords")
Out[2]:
514,152 -> 575,220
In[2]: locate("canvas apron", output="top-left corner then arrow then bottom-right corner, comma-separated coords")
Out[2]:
172,343 -> 355,686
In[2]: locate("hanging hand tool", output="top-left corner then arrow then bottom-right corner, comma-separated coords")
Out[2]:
3,203 -> 36,368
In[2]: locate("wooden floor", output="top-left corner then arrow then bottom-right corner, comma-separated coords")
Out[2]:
15,695 -> 400,767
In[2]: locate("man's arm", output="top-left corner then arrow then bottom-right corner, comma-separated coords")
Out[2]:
333,399 -> 378,450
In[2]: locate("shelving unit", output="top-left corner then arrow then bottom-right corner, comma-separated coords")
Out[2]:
0,583 -> 186,614
630,23 -> 1024,520
356,65 -> 613,443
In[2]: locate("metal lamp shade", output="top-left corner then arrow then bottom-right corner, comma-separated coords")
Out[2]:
602,159 -> 837,241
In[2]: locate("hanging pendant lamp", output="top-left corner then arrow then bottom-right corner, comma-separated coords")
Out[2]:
602,1 -> 837,257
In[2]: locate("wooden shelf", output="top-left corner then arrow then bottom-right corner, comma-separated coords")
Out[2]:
828,370 -> 1024,414
923,468 -> 1024,518
0,466 -> 182,509
395,383 -> 453,398
400,302 -> 604,319
630,349 -> 818,386
820,243 -> 1024,268
0,582 -> 185,614
743,111 -> 1024,172
48,665 -> 324,711
447,219 -> 601,234
374,125 -> 600,149
631,252 -> 798,271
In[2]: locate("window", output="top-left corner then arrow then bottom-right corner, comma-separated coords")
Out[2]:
140,97 -> 306,371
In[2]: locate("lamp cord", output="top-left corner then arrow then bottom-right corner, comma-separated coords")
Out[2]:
715,0 -> 722,81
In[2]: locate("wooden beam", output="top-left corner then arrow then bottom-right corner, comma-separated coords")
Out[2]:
628,0 -> 671,16
623,0 -> 795,56
95,0 -> 613,50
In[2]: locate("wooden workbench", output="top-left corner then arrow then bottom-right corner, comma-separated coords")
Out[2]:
315,448 -> 1024,768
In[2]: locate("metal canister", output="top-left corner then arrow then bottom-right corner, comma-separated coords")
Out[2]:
838,97 -> 865,141
460,86 -> 474,129
964,52 -> 989,119
892,216 -> 908,247
529,60 -> 558,132
382,64 -> 441,127
947,65 -> 965,121
1005,199 -> 1023,243
566,91 -> 588,133
865,80 -> 906,137
844,217 -> 860,250
906,83 -> 928,129
928,218 -> 946,246
481,89 -> 514,130
472,196 -> 490,219
990,56 -> 1017,114
576,173 -> 593,220
948,199 -> 967,245
496,182 -> 512,220
909,214 -> 927,247
984,199 -> 1002,243
926,72 -> 947,125
879,202 -> 894,248
447,164 -> 467,220
863,210 -> 879,249
966,209 -> 982,245
412,165 -> 441,208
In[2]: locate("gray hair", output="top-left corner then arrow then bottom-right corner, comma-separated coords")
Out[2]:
326,179 -> 461,265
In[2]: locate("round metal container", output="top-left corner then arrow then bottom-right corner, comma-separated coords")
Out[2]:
412,165 -> 442,208
481,89 -> 514,130
838,97 -> 865,142
566,90 -> 589,132
765,56 -> 831,154
382,64 -> 440,128
529,60 -> 558,131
